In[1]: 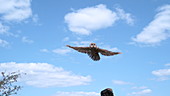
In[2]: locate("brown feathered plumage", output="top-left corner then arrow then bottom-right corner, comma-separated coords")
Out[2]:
66,43 -> 122,61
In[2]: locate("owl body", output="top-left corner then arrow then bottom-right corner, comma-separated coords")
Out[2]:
87,47 -> 100,61
66,43 -> 121,61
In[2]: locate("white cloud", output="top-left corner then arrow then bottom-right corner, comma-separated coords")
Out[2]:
40,49 -> 49,53
132,86 -> 148,90
153,76 -> 169,81
53,91 -> 99,96
100,45 -> 121,52
52,48 -> 71,55
0,62 -> 92,88
71,41 -> 92,47
165,63 -> 170,66
0,0 -> 34,47
152,68 -> 170,81
0,22 -> 18,37
41,47 -> 71,55
107,47 -> 120,52
63,37 -> 70,42
132,4 -> 170,45
65,4 -> 133,35
32,14 -> 39,23
116,8 -> 134,25
112,80 -> 133,85
152,69 -> 170,76
22,36 -> 34,44
0,0 -> 32,22
0,39 -> 9,47
129,89 -> 152,96
0,23 -> 9,34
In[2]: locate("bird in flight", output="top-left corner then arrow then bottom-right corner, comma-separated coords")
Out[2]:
66,43 -> 122,61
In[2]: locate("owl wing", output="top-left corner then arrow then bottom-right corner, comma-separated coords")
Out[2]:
97,48 -> 122,56
66,45 -> 91,54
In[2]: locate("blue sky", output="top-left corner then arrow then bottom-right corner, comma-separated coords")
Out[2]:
0,0 -> 170,96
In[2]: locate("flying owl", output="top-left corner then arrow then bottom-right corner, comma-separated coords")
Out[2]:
101,88 -> 114,96
66,43 -> 122,61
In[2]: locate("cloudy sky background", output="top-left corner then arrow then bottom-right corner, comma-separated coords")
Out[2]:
0,0 -> 170,96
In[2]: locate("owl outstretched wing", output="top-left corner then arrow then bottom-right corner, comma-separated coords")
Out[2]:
97,48 -> 122,56
66,45 -> 90,54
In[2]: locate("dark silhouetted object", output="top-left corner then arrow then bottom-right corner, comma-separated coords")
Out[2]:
101,88 -> 114,96
66,43 -> 122,61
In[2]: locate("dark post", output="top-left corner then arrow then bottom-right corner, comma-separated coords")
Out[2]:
101,88 -> 114,96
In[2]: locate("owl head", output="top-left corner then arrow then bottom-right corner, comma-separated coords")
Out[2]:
89,43 -> 97,48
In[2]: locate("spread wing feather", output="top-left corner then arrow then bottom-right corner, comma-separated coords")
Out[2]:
66,45 -> 90,54
97,48 -> 121,56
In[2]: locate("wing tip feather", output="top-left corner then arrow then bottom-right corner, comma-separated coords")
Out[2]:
66,45 -> 71,47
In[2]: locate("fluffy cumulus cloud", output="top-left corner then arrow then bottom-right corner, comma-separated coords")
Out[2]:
128,89 -> 152,96
0,62 -> 92,87
132,4 -> 170,45
0,0 -> 32,22
0,0 -> 34,47
65,4 -> 133,35
54,91 -> 99,96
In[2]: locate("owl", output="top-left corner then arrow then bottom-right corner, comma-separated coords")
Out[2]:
66,43 -> 122,61
101,88 -> 114,96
